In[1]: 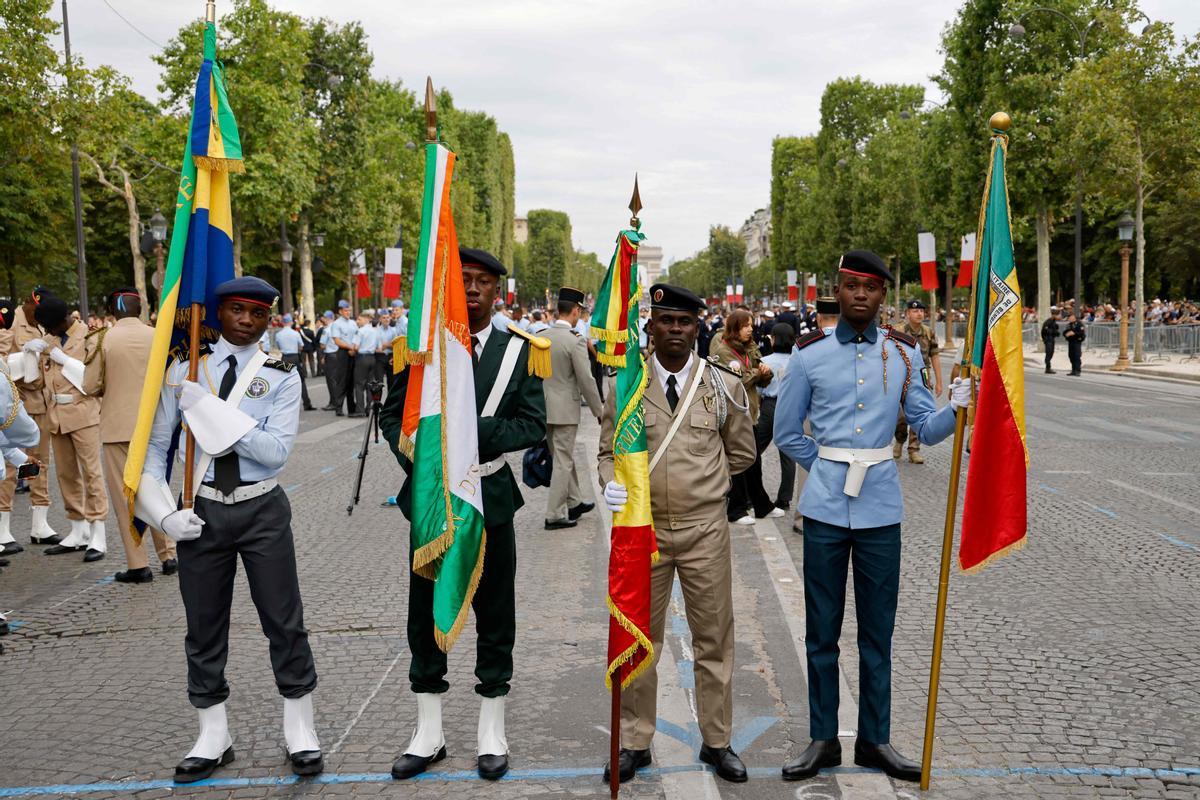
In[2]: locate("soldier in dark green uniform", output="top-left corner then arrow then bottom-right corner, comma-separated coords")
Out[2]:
891,300 -> 942,464
381,246 -> 546,783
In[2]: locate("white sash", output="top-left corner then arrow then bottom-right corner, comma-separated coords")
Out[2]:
190,349 -> 269,500
481,335 -> 524,419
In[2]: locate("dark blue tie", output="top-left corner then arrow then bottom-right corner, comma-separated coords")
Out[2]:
213,355 -> 241,494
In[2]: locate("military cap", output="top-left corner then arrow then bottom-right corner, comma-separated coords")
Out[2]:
557,287 -> 586,307
0,299 -> 14,330
649,283 -> 705,314
282,313 -> 294,324
815,296 -> 839,315
33,296 -> 70,329
460,247 -> 507,276
391,299 -> 405,309
338,299 -> 351,309
30,285 -> 54,305
323,310 -> 335,319
907,299 -> 927,310
214,276 -> 279,308
838,249 -> 893,284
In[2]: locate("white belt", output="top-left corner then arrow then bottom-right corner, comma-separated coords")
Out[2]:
477,458 -> 506,477
196,479 -> 278,505
817,446 -> 893,498
53,393 -> 75,405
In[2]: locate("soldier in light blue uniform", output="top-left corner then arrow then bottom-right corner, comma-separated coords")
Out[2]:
134,276 -> 322,784
324,300 -> 359,415
774,250 -> 970,783
274,314 -> 314,411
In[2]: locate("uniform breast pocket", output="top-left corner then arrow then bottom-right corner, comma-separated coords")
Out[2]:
689,410 -> 719,456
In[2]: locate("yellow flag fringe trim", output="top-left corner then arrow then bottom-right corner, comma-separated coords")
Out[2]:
605,594 -> 656,691
434,530 -> 487,654
596,351 -> 626,368
960,534 -> 1026,575
192,155 -> 245,174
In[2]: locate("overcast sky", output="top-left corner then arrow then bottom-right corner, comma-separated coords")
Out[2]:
53,0 -> 1199,266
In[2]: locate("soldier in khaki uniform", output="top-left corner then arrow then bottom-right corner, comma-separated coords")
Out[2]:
31,297 -> 109,561
891,300 -> 942,464
599,284 -> 756,785
1,288 -> 60,547
543,287 -> 603,530
83,289 -> 177,582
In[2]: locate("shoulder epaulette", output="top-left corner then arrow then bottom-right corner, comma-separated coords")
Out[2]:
506,324 -> 551,379
264,357 -> 295,373
796,329 -> 826,350
705,354 -> 742,376
885,326 -> 916,347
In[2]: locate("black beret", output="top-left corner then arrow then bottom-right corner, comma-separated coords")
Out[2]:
557,287 -> 585,307
460,247 -> 507,276
0,299 -> 14,330
34,296 -> 70,329
649,284 -> 705,314
815,296 -> 839,315
215,276 -> 279,308
907,299 -> 927,310
838,249 -> 893,284
31,285 -> 54,305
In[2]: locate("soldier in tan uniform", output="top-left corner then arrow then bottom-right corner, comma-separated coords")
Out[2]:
1,288 -> 60,547
543,287 -> 603,530
31,297 -> 109,561
891,300 -> 942,464
83,289 -> 177,582
598,284 -> 756,785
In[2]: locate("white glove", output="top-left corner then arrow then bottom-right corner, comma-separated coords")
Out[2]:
178,381 -> 209,412
48,347 -> 68,365
160,509 -> 205,542
949,377 -> 971,410
23,339 -> 47,355
603,481 -> 628,513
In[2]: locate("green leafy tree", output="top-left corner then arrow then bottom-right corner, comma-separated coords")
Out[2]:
522,209 -> 573,304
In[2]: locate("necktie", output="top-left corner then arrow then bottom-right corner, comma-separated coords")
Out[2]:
213,355 -> 241,494
471,335 -> 480,369
666,374 -> 679,412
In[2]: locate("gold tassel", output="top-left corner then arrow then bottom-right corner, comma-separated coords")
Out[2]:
527,340 -> 551,379
392,337 -> 408,373
192,155 -> 246,174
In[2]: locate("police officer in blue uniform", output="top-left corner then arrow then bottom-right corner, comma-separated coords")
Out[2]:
774,251 -> 970,782
134,277 -> 323,783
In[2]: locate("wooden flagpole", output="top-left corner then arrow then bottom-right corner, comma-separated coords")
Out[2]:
919,111 -> 1010,790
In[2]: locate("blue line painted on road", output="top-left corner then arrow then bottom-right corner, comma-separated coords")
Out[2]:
653,717 -> 695,747
1159,532 -> 1198,552
676,658 -> 695,689
94,576 -> 114,585
731,716 -> 779,754
4,763 -> 1199,796
1084,503 -> 1118,518
7,620 -> 23,631
320,466 -> 337,475
284,484 -> 303,493
1037,483 -> 1060,494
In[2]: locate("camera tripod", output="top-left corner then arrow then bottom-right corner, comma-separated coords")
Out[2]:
347,380 -> 385,515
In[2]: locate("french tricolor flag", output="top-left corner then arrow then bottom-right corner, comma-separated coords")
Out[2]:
918,231 -> 939,290
383,230 -> 402,299
957,232 -> 976,288
352,248 -> 371,297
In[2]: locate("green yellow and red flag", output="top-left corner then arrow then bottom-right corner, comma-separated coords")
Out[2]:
959,123 -> 1028,572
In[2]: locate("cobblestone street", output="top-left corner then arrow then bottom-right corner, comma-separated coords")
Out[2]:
1,358 -> 1198,799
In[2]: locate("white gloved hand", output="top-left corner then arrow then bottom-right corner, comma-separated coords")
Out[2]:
160,509 -> 205,542
178,381 -> 209,412
603,481 -> 628,513
48,347 -> 68,366
949,377 -> 971,410
23,339 -> 48,355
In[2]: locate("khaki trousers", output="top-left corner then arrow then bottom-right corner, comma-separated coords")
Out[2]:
0,412 -> 52,510
545,423 -> 584,521
103,442 -> 174,569
50,425 -> 108,521
621,515 -> 734,749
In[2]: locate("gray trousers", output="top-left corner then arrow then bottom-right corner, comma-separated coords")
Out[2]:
181,486 -> 317,708
545,423 -> 584,521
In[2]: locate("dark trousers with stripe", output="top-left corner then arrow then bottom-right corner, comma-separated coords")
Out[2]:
180,487 -> 318,708
801,516 -> 901,744
408,521 -> 516,698
325,350 -> 350,411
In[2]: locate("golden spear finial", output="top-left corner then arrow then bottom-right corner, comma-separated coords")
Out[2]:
628,174 -> 643,228
425,77 -> 437,143
206,0 -> 216,23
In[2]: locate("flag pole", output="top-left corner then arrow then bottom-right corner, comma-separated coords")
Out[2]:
919,111 -> 1010,791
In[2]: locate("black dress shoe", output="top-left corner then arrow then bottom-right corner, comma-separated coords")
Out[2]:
544,518 -> 578,530
603,747 -> 650,784
174,745 -> 235,783
391,745 -> 446,779
44,543 -> 86,555
568,502 -> 594,521
699,744 -> 747,783
0,558 -> 8,568
1,541 -> 24,555
782,738 -> 841,781
303,405 -> 316,411
1045,368 -> 1056,374
114,567 -> 154,583
321,404 -> 337,411
289,749 -> 323,776
335,410 -> 345,417
478,753 -> 509,780
30,534 -> 61,546
83,548 -> 105,563
854,740 -> 921,782
162,559 -> 178,576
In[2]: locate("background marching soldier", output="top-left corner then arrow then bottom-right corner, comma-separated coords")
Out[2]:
892,299 -> 942,464
1040,307 -> 1061,374
83,288 -> 177,582
599,284 -> 755,785
542,286 -> 602,530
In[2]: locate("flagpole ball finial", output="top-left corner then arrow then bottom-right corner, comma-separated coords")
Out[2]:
424,77 -> 437,142
989,111 -> 1012,133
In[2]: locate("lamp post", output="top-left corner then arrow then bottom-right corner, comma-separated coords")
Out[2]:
279,221 -> 295,316
1112,211 -> 1134,371
61,0 -> 89,318
943,254 -> 957,348
148,207 -> 168,302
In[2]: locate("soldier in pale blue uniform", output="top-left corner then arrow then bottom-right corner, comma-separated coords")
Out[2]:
274,314 -> 314,411
324,300 -> 358,416
350,314 -> 385,416
774,250 -> 970,783
134,276 -> 323,784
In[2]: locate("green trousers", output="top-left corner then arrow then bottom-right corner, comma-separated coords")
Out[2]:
408,521 -> 516,697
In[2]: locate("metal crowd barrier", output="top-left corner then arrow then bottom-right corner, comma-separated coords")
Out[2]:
946,320 -> 1200,358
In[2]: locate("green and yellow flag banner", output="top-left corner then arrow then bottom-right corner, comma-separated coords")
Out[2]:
123,18 -> 242,543
592,229 -> 657,690
959,123 -> 1028,572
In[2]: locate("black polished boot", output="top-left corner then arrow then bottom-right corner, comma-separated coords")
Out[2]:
699,744 -> 747,783
568,502 -> 594,520
854,739 -> 921,782
161,558 -> 179,576
602,747 -> 650,784
289,750 -> 323,776
782,738 -> 841,781
478,753 -> 509,781
174,746 -> 235,783
114,567 -> 154,584
391,745 -> 446,779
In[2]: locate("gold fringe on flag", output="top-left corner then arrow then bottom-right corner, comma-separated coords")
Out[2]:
192,155 -> 246,174
604,593 -> 656,690
434,531 -> 487,653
